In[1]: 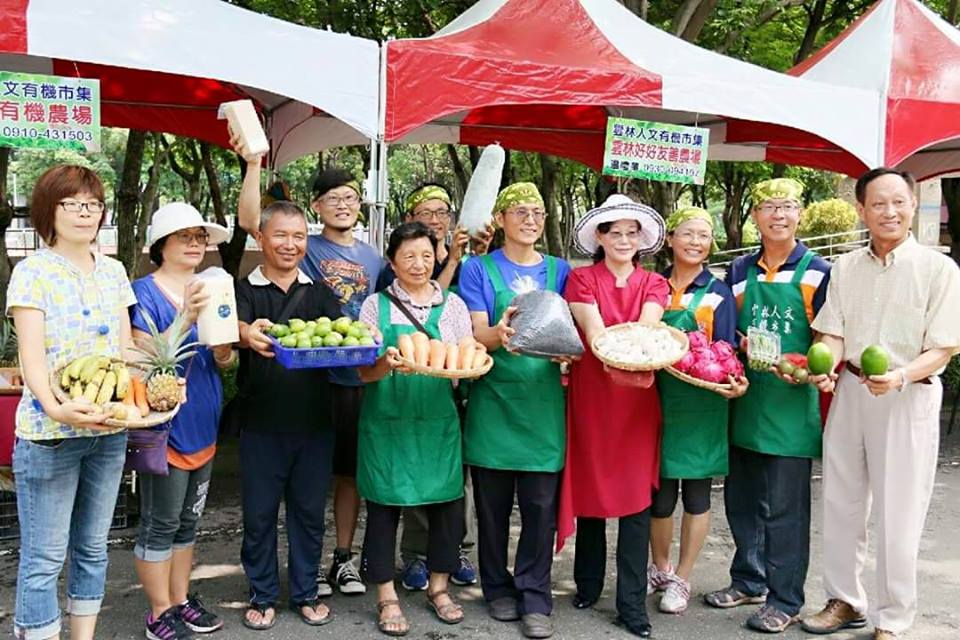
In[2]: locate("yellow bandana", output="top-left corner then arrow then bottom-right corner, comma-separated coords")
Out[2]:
405,185 -> 452,215
751,178 -> 803,207
666,206 -> 718,253
494,182 -> 544,213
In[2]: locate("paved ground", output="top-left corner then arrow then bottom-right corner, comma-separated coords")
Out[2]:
1,415 -> 959,639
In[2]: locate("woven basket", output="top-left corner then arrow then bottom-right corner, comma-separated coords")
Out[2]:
591,322 -> 689,372
51,363 -> 180,429
664,365 -> 734,393
397,353 -> 494,380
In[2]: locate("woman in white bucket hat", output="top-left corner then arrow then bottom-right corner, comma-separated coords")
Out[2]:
131,202 -> 233,639
558,193 -> 669,639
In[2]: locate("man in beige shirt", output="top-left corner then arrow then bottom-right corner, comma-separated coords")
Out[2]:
802,168 -> 960,640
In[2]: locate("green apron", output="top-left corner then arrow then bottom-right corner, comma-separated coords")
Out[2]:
463,254 -> 566,472
658,277 -> 730,479
731,251 -> 821,458
356,292 -> 463,506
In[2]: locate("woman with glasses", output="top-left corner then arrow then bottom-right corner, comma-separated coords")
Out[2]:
557,194 -> 668,639
8,165 -> 135,640
129,203 -> 235,639
458,182 -> 571,640
648,207 -> 746,617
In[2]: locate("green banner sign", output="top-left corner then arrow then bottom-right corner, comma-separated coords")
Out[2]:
602,117 -> 709,185
0,71 -> 100,152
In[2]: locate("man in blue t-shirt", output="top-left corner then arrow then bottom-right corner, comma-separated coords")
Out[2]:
237,149 -> 381,598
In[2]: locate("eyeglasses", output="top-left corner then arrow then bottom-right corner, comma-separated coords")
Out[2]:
58,200 -> 105,214
605,231 -> 641,242
174,230 -> 210,245
505,208 -> 547,223
674,231 -> 713,243
757,203 -> 800,214
319,193 -> 360,207
413,208 -> 451,222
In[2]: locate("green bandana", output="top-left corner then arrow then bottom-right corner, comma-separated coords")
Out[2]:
405,185 -> 452,215
344,180 -> 362,197
666,206 -> 718,253
494,182 -> 544,213
751,178 -> 803,207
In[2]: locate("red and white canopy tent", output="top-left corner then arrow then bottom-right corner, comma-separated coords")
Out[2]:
0,0 -> 380,168
383,0 -> 879,177
779,0 -> 960,180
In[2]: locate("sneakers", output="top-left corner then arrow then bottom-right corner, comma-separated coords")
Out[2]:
178,594 -> 223,634
450,553 -> 478,586
401,558 -> 429,591
659,575 -> 691,614
646,563 -> 673,593
330,549 -> 366,595
316,566 -> 333,598
146,606 -> 194,640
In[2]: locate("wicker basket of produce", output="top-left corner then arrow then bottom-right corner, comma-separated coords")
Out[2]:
396,334 -> 494,380
591,322 -> 689,372
664,366 -> 734,392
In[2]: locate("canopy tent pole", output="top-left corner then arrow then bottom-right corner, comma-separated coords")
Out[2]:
369,39 -> 391,254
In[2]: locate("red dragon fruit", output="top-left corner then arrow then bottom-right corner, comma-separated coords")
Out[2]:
692,346 -> 716,363
690,358 -> 728,383
674,350 -> 696,373
721,355 -> 744,377
687,330 -> 709,350
711,340 -> 737,361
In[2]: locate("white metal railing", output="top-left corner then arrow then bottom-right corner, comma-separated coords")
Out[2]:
709,228 -> 871,269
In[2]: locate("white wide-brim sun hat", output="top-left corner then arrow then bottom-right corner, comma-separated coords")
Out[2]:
573,194 -> 665,257
147,202 -> 230,247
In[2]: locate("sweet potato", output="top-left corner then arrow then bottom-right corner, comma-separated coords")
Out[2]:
458,337 -> 476,370
411,332 -> 430,366
397,334 -> 415,361
445,343 -> 460,371
429,339 -> 447,369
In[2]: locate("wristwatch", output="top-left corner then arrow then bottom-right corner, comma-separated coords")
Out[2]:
896,367 -> 909,392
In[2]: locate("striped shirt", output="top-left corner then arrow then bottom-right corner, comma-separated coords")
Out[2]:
725,241 -> 831,324
662,267 -> 737,346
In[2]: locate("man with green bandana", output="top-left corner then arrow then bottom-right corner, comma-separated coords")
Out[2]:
458,182 -> 572,639
704,178 -> 831,634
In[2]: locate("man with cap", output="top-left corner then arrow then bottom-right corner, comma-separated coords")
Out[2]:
557,193 -> 669,638
802,168 -> 960,640
235,142 -> 382,597
458,182 -> 571,639
704,178 -> 831,633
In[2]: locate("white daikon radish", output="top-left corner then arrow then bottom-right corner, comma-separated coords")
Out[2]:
459,143 -> 505,236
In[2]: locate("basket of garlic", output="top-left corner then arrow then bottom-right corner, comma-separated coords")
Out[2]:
591,322 -> 689,372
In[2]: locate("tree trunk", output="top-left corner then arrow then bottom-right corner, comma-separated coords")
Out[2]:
795,0 -> 828,63
0,147 -> 14,311
446,144 -> 470,197
673,0 -> 718,42
500,149 -> 513,190
942,178 -> 960,263
116,129 -> 148,277
203,145 -> 248,278
538,154 -> 564,257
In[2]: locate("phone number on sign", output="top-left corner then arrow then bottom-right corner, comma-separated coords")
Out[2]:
1,126 -> 93,142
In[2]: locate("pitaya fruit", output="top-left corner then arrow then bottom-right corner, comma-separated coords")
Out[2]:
711,340 -> 737,361
687,330 -> 709,349
674,350 -> 696,373
692,346 -> 716,363
720,355 -> 744,378
691,358 -> 728,383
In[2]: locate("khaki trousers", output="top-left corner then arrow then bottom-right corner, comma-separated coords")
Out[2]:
822,370 -> 941,634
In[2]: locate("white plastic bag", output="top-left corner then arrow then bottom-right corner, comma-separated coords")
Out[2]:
459,144 -> 505,236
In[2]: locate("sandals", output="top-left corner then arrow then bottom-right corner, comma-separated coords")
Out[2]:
377,599 -> 410,637
242,602 -> 276,631
427,589 -> 464,625
291,598 -> 332,626
703,585 -> 767,609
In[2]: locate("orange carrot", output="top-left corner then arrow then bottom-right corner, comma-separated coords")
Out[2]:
458,337 -> 476,371
132,377 -> 150,417
428,339 -> 446,369
411,332 -> 430,367
471,345 -> 488,370
397,334 -> 415,361
445,343 -> 460,371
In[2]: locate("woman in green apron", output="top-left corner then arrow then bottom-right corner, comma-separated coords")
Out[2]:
457,182 -> 572,640
650,208 -> 747,616
704,178 -> 831,634
356,223 -> 475,637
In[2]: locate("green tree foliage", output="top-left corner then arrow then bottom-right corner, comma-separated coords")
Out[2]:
797,197 -> 859,247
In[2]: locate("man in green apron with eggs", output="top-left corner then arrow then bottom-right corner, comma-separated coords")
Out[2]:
705,178 -> 832,634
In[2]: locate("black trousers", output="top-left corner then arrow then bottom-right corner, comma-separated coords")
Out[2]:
724,446 -> 812,616
573,511 -> 651,627
240,429 -> 334,604
471,466 -> 559,616
363,498 -> 464,584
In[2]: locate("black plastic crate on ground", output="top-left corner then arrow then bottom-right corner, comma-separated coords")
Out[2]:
0,472 -> 135,541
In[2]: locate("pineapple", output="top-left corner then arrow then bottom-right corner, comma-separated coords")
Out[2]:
132,311 -> 198,412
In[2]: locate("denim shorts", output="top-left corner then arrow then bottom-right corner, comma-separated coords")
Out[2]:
135,459 -> 213,562
12,432 -> 127,640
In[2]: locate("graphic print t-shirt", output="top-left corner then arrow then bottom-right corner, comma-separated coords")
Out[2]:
301,234 -> 384,386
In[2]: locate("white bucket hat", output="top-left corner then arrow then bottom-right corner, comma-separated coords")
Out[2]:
147,202 -> 229,247
573,194 -> 665,257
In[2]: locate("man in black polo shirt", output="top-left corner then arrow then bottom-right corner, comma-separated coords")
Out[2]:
235,201 -> 341,630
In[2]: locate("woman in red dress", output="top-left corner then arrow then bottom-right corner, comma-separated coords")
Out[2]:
558,194 -> 668,639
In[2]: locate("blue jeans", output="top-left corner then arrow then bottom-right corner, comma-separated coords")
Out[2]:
12,433 -> 127,640
136,460 -> 213,562
724,445 -> 812,616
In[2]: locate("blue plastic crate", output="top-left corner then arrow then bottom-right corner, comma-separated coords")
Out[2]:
271,337 -> 380,369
